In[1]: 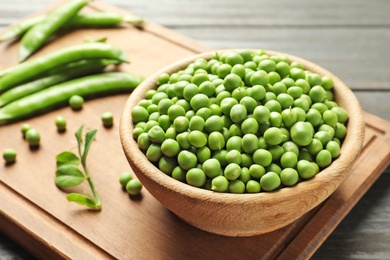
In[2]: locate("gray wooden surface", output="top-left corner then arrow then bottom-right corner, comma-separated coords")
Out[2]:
1,0 -> 389,259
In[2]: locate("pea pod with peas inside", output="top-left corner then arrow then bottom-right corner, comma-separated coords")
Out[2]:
0,12 -> 144,43
0,72 -> 143,124
0,42 -> 129,92
18,0 -> 90,62
0,59 -> 119,107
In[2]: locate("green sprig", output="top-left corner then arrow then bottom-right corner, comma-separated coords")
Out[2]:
55,125 -> 102,210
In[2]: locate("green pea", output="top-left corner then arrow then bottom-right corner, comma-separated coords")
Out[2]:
159,156 -> 178,175
248,164 -> 265,179
287,86 -> 303,99
311,102 -> 328,115
220,97 -> 238,116
275,61 -> 290,78
269,145 -> 284,161
196,146 -> 211,163
248,85 -> 266,101
199,81 -> 215,97
21,123 -> 31,138
326,140 -> 341,158
290,67 -> 305,81
217,63 -> 232,78
321,76 -> 334,90
208,131 -> 225,151
202,158 -> 221,178
174,81 -> 189,98
250,70 -> 269,86
131,105 -> 149,123
101,112 -> 113,128
147,125 -> 166,143
188,130 -> 207,148
146,144 -> 162,162
224,163 -> 241,180
224,73 -> 243,92
264,127 -> 284,145
226,136 -> 242,152
331,107 -> 349,123
119,171 -> 133,187
334,122 -> 347,140
297,160 -> 316,179
264,100 -> 282,113
157,73 -> 170,86
280,168 -> 299,186
147,104 -> 158,114
240,118 -> 258,135
281,141 -> 299,156
68,95 -> 84,110
186,168 -> 206,187
158,98 -> 174,114
157,115 -> 171,132
306,108 -> 322,127
316,149 -> 332,168
211,175 -> 229,192
3,148 -> 17,163
232,87 -> 249,101
177,150 -> 197,170
307,138 -> 323,155
253,149 -> 272,167
183,83 -> 199,101
246,180 -> 261,193
165,127 -> 177,139
290,121 -> 313,146
173,116 -> 189,133
267,72 -> 281,85
228,180 -> 246,194
323,110 -> 338,128
277,93 -> 294,109
161,139 -> 180,157
314,131 -> 332,146
230,104 -> 247,124
126,179 -> 143,195
204,115 -> 224,133
253,105 -> 270,124
241,134 -> 259,154
307,73 -> 322,87
137,133 -> 151,151
167,104 -> 186,121
292,107 -> 306,122
55,116 -> 67,131
189,115 -> 205,131
25,128 -> 40,146
281,108 -> 297,128
172,166 -> 187,182
209,104 -> 222,116
190,93 -> 210,112
231,64 -> 246,79
280,151 -> 298,168
260,172 -> 281,191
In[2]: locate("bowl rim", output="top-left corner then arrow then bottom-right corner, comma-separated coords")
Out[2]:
120,49 -> 365,205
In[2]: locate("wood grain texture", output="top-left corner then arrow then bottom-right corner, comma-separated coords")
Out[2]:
0,0 -> 389,259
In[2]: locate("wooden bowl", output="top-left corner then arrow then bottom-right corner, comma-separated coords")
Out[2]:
120,50 -> 365,237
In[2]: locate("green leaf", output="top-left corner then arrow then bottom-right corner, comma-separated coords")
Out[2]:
55,165 -> 85,187
66,193 -> 102,210
56,151 -> 80,167
82,129 -> 97,164
75,125 -> 84,145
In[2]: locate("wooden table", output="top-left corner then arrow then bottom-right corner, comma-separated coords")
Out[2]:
1,0 -> 389,259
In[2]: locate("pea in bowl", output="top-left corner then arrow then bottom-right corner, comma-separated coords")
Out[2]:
120,49 -> 365,237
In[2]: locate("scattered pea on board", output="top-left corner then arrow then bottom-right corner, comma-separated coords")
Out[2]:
130,49 -> 349,194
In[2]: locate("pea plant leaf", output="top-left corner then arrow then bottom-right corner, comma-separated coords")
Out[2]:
81,129 -> 97,165
55,164 -> 85,187
56,151 -> 80,167
55,125 -> 101,210
66,193 -> 101,209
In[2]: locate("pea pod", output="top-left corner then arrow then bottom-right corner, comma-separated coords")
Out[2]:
0,72 -> 143,124
19,0 -> 90,62
0,42 -> 129,92
0,12 -> 144,42
0,59 -> 119,107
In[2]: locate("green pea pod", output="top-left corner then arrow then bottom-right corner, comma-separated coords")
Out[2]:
0,72 -> 143,124
0,15 -> 45,42
19,0 -> 90,62
0,42 -> 129,92
0,59 -> 119,107
0,12 -> 144,43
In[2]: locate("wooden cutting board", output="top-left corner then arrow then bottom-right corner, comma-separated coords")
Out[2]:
1,2 -> 390,259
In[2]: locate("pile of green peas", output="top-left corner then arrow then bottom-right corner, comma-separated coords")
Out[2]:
130,49 -> 348,194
